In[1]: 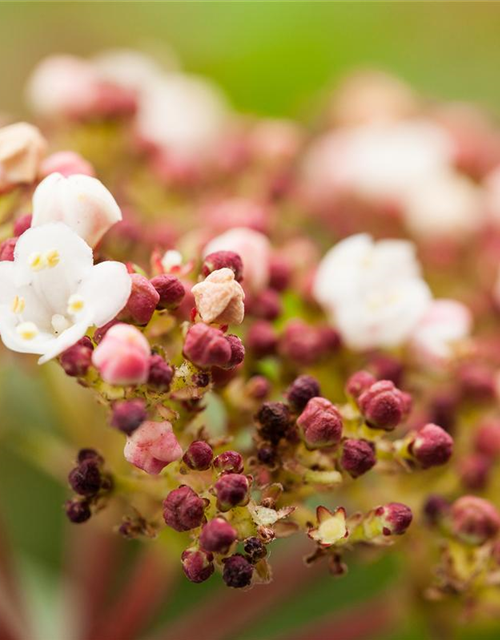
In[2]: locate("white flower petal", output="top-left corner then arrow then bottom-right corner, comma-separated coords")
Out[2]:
77,261 -> 132,328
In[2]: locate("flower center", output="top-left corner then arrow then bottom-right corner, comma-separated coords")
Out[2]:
28,249 -> 60,271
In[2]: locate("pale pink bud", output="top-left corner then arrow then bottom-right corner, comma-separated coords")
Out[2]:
92,323 -> 150,385
297,397 -> 343,449
0,122 -> 47,191
40,151 -> 95,178
32,173 -> 122,248
124,420 -> 182,475
192,268 -> 245,325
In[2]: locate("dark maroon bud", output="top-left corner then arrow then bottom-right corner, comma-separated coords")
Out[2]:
459,454 -> 491,491
77,448 -> 103,464
341,439 -> 376,478
181,548 -> 214,583
257,445 -> 276,465
474,419 -> 500,458
376,502 -> 413,535
268,255 -> 291,292
183,441 -> 213,471
451,496 -> 500,545
345,370 -> 376,400
68,459 -> 102,496
369,354 -> 404,386
358,380 -> 409,431
150,274 -> 185,310
13,213 -> 32,237
199,517 -> 237,554
316,325 -> 341,353
410,423 -> 453,468
60,337 -> 93,377
250,289 -> 282,320
459,363 -> 496,401
119,274 -> 160,325
193,372 -> 210,388
202,251 -> 243,282
183,323 -> 232,369
213,450 -> 244,474
65,499 -> 91,524
286,375 -> 320,411
297,397 -> 343,449
255,402 -> 290,444
429,391 -> 458,434
147,354 -> 174,390
223,334 -> 245,369
163,485 -> 205,532
246,375 -> 271,400
93,319 -> 119,344
423,494 -> 450,526
222,554 -> 253,588
0,237 -> 17,261
247,320 -> 278,358
110,399 -> 146,435
214,473 -> 250,511
244,536 -> 267,563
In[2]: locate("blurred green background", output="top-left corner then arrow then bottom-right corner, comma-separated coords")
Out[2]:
2,3 -> 500,639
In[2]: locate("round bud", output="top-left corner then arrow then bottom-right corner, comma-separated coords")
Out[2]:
183,441 -> 213,471
181,548 -> 214,584
410,423 -> 453,468
199,517 -> 237,554
119,274 -> 160,325
250,289 -> 282,321
110,399 -> 147,435
60,337 -> 93,377
247,320 -> 278,358
150,274 -> 185,310
423,494 -> 450,526
213,451 -> 244,474
202,251 -> 243,282
375,502 -> 413,536
451,496 -> 500,545
358,380 -> 409,431
345,370 -> 376,400
77,448 -> 103,464
65,499 -> 91,524
286,375 -> 321,411
214,474 -> 250,511
222,554 -> 253,588
183,323 -> 232,369
223,334 -> 245,369
244,536 -> 268,564
255,402 -> 290,444
297,397 -> 343,449
163,485 -> 205,532
68,459 -> 102,496
147,354 -> 174,390
341,439 -> 376,478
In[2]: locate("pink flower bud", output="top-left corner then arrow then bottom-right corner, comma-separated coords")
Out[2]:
345,370 -> 376,400
110,399 -> 147,435
199,517 -> 237,554
287,375 -> 321,411
475,419 -> 500,458
124,420 -> 182,475
247,320 -> 278,358
248,288 -> 282,320
150,274 -> 185,310
341,439 -> 376,478
410,423 -> 453,468
13,214 -> 32,237
222,554 -> 253,589
40,151 -> 95,178
459,454 -> 491,491
60,337 -> 93,377
280,320 -> 337,366
183,441 -> 213,471
118,274 -> 159,325
192,268 -> 245,325
202,251 -> 243,282
214,473 -> 250,511
269,255 -> 292,292
297,397 -> 343,449
181,548 -> 214,584
213,451 -> 244,474
183,323 -> 232,369
147,355 -> 174,391
375,503 -> 413,536
358,380 -> 409,431
202,198 -> 269,234
0,237 -> 17,261
163,485 -> 205,532
0,122 -> 47,191
458,363 -> 495,401
224,334 -> 245,369
92,323 -> 151,385
451,496 -> 500,545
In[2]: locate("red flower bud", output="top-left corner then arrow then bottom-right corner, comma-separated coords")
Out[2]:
223,334 -> 245,369
150,274 -> 185,310
297,397 -> 343,449
459,363 -> 495,401
247,320 -> 278,358
110,399 -> 147,435
163,485 -> 205,532
199,517 -> 237,554
286,375 -> 320,411
358,380 -> 409,431
345,370 -> 376,400
183,323 -> 232,369
181,548 -> 214,584
459,453 -> 491,491
375,502 -> 413,536
213,450 -> 244,474
214,473 -> 250,511
341,438 -> 376,478
222,554 -> 253,588
249,289 -> 282,320
410,423 -> 453,468
474,419 -> 500,458
119,274 -> 160,325
0,237 -> 17,261
147,354 -> 174,391
451,496 -> 500,545
269,255 -> 291,292
183,441 -> 213,471
202,251 -> 243,282
60,337 -> 93,377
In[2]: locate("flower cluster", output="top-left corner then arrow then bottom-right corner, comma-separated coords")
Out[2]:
3,52 -> 500,622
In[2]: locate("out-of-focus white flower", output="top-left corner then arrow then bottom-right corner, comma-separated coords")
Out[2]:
136,74 -> 230,160
0,122 -> 47,190
0,223 -> 131,363
203,227 -> 271,293
313,234 -> 432,350
484,166 -> 500,226
92,49 -> 169,96
161,250 -> 183,272
303,120 -> 454,204
403,170 -> 483,240
32,173 -> 122,248
410,299 -> 472,369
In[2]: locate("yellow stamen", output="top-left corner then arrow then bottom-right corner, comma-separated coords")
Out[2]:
45,249 -> 60,268
28,252 -> 46,271
16,321 -> 38,340
11,296 -> 25,314
67,294 -> 85,315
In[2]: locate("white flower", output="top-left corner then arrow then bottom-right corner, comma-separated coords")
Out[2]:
92,49 -> 171,96
410,299 -> 472,369
303,120 -> 453,204
0,223 -> 131,363
313,234 -> 432,350
32,173 -> 122,248
136,73 -> 229,160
